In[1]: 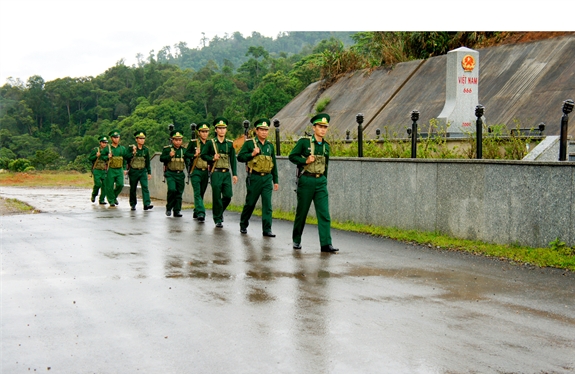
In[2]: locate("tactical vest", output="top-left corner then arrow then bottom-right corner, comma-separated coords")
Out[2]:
194,140 -> 209,169
109,156 -> 123,168
167,148 -> 185,171
212,139 -> 230,169
303,137 -> 326,174
131,156 -> 146,169
93,159 -> 107,170
247,139 -> 274,173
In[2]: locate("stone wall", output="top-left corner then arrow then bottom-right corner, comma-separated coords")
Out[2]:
146,153 -> 575,248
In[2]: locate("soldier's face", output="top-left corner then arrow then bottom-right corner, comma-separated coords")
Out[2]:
216,127 -> 227,137
313,124 -> 328,138
256,127 -> 269,141
199,130 -> 209,141
111,136 -> 120,145
100,141 -> 108,148
172,138 -> 183,148
136,137 -> 145,145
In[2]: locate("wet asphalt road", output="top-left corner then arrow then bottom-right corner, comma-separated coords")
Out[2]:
1,187 -> 574,374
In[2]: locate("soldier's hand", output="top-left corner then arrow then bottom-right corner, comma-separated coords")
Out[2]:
252,147 -> 260,156
170,150 -> 175,157
232,176 -> 238,184
273,183 -> 279,191
96,150 -> 101,157
132,146 -> 137,154
213,154 -> 220,160
306,155 -> 315,164
108,153 -> 113,158
148,174 -> 152,180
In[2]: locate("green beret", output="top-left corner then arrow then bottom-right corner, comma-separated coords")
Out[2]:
310,113 -> 330,126
213,117 -> 228,128
109,130 -> 121,137
170,130 -> 184,139
98,136 -> 109,143
254,118 -> 270,129
197,122 -> 210,131
134,130 -> 146,138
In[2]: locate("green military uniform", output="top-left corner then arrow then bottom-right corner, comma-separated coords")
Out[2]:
201,117 -> 237,226
160,130 -> 187,217
88,135 -> 111,204
105,130 -> 130,206
126,130 -> 153,210
185,122 -> 211,222
289,113 -> 338,252
237,118 -> 278,235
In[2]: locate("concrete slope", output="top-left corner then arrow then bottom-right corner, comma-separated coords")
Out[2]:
274,35 -> 575,139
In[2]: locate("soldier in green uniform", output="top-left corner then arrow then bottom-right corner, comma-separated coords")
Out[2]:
185,122 -> 211,222
126,130 -> 153,211
289,113 -> 339,253
88,135 -> 111,205
201,117 -> 238,227
237,118 -> 279,236
105,130 -> 130,207
160,130 -> 186,217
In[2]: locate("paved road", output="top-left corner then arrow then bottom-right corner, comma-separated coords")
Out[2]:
1,187 -> 574,373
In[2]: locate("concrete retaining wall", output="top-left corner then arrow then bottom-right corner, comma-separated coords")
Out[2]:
146,153 -> 575,248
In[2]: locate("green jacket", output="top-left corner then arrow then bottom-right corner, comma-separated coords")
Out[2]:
126,145 -> 152,174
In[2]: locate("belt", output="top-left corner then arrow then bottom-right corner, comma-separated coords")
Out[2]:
130,167 -> 144,170
302,171 -> 323,178
251,172 -> 270,176
168,170 -> 184,173
213,168 -> 228,172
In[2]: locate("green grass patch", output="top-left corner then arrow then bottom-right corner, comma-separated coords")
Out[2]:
0,170 -> 93,188
185,202 -> 575,272
0,197 -> 36,214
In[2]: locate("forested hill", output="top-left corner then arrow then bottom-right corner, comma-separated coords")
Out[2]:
156,31 -> 356,72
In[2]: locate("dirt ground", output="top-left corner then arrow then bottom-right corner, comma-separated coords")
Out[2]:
0,197 -> 35,216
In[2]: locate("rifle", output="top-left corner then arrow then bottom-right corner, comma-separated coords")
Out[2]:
163,124 -> 175,183
186,123 -> 197,185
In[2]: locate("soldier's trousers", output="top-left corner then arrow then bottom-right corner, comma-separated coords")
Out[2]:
105,168 -> 124,204
191,169 -> 209,217
240,173 -> 273,232
165,170 -> 185,213
91,169 -> 107,203
128,168 -> 151,207
292,174 -> 332,246
210,170 -> 233,224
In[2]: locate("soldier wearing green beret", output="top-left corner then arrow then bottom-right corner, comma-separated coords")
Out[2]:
126,130 -> 153,211
237,118 -> 279,236
185,122 -> 211,222
105,130 -> 130,207
289,113 -> 339,253
200,117 -> 238,227
160,130 -> 187,217
88,135 -> 111,205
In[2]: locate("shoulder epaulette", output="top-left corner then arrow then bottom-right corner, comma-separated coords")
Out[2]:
163,145 -> 171,148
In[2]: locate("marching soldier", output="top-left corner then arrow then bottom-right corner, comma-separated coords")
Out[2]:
160,130 -> 187,217
88,135 -> 111,205
126,130 -> 153,211
201,117 -> 238,227
105,130 -> 130,207
288,113 -> 339,253
237,118 -> 279,237
185,122 -> 211,222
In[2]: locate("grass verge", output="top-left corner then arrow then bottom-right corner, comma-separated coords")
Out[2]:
0,170 -> 93,188
186,202 -> 575,272
0,197 -> 37,215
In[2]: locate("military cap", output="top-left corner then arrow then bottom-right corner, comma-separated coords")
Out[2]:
310,113 -> 330,126
134,130 -> 146,138
197,122 -> 210,131
109,130 -> 121,137
98,135 -> 109,143
213,117 -> 228,128
254,118 -> 270,129
170,130 -> 184,139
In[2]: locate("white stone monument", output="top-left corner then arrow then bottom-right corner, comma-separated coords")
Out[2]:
437,46 -> 480,136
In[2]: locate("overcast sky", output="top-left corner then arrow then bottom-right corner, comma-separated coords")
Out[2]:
0,0 -> 569,85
